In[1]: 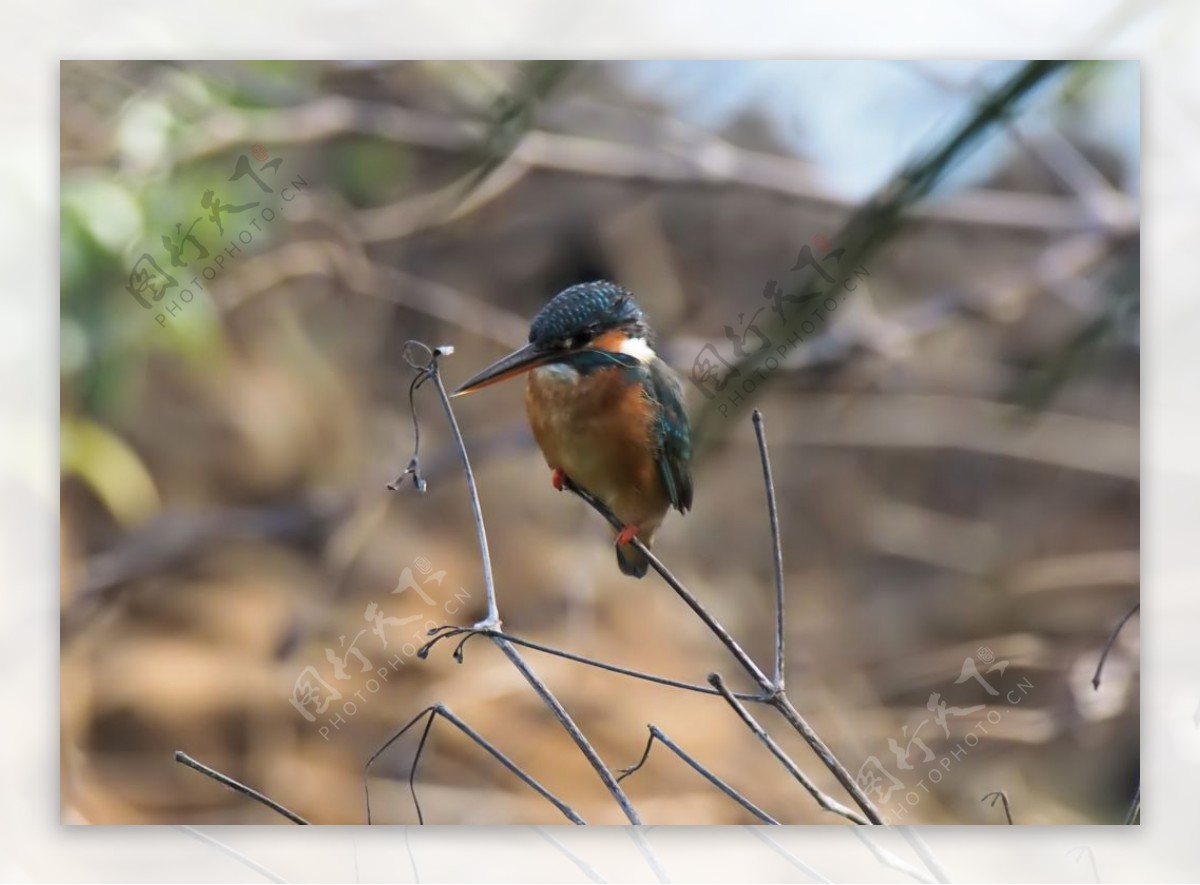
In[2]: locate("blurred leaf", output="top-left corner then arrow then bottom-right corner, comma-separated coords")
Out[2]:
61,417 -> 160,528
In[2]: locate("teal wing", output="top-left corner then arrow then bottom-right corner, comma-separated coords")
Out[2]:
644,358 -> 693,513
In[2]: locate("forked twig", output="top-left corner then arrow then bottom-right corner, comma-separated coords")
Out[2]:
707,673 -> 868,825
364,703 -> 584,825
174,750 -> 309,825
617,725 -> 779,824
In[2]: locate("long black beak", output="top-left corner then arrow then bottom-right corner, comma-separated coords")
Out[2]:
452,342 -> 556,397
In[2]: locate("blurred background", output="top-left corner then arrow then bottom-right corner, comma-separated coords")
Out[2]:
60,60 -> 1139,825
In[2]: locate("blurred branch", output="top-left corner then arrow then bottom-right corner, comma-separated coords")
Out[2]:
211,236 -> 529,351
67,499 -> 347,632
617,725 -> 779,824
174,750 -> 308,825
364,704 -> 585,825
694,60 -> 1071,440
171,75 -> 1099,247
1092,601 -> 1140,690
734,394 -> 1137,480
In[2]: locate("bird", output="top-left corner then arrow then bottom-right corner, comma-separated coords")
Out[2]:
453,281 -> 693,577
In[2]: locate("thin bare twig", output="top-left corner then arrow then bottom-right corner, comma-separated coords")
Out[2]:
364,704 -> 584,825
618,725 -> 779,824
419,625 -> 765,702
753,410 -> 787,692
707,674 -> 868,825
1092,601 -> 1139,690
394,343 -> 642,824
982,790 -> 1015,824
174,750 -> 308,825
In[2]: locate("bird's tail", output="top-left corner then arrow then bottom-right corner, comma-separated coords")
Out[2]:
615,535 -> 650,578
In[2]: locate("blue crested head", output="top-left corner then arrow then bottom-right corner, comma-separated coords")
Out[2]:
528,281 -> 648,349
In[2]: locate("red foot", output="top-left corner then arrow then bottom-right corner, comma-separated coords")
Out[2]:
615,524 -> 640,546
551,468 -> 566,492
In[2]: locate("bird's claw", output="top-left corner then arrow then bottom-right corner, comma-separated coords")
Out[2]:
551,468 -> 566,492
615,525 -> 640,546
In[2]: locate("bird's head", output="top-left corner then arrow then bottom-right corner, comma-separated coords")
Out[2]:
453,281 -> 650,396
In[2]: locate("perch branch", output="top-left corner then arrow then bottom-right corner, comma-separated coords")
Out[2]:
567,428 -> 883,824
563,477 -> 774,696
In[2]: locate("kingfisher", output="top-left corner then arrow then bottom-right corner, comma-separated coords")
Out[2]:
453,281 -> 693,578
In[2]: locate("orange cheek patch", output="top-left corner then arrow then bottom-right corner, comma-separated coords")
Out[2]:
590,330 -> 628,353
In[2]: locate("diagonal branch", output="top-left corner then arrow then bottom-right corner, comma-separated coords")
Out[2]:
563,478 -> 774,695
707,674 -> 869,825
174,750 -> 308,825
617,725 -> 779,824
566,420 -> 882,824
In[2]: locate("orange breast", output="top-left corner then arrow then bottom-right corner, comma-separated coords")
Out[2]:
526,363 -> 669,532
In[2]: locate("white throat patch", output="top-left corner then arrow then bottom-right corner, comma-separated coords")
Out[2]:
618,336 -> 655,363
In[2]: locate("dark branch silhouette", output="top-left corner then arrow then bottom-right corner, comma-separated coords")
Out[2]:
174,750 -> 309,825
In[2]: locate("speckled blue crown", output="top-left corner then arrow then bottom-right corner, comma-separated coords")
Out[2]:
529,281 -> 646,346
